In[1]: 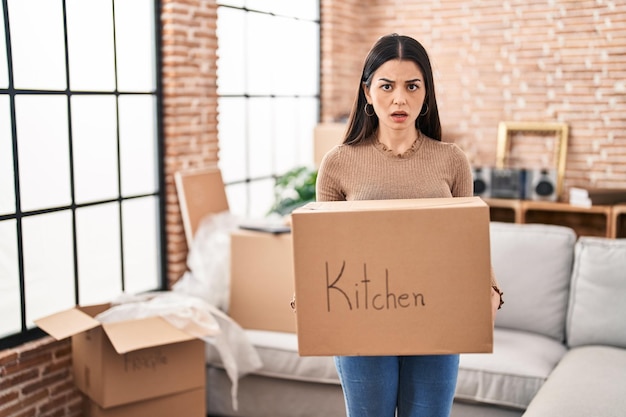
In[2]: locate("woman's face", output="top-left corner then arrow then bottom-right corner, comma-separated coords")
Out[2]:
363,59 -> 426,133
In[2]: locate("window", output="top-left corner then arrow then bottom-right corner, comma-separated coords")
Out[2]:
0,0 -> 163,348
216,0 -> 320,218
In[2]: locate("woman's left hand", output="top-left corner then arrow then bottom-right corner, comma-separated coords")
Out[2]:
491,287 -> 501,326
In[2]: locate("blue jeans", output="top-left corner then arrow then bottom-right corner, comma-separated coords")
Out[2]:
334,354 -> 459,417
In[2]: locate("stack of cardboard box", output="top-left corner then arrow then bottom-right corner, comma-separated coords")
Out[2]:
35,303 -> 206,417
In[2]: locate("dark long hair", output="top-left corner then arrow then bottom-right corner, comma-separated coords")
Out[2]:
344,34 -> 442,144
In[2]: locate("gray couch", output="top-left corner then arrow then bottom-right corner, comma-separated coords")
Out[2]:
205,222 -> 626,417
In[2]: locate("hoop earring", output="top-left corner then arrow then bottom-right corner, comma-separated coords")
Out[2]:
420,103 -> 429,117
364,103 -> 375,117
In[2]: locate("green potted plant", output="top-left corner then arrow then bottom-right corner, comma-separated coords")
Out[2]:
268,166 -> 318,216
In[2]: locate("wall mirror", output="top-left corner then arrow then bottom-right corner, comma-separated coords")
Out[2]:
495,121 -> 569,199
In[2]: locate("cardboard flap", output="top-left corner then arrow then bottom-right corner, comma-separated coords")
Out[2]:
297,196 -> 484,213
102,316 -> 196,354
35,308 -> 101,340
174,167 -> 229,248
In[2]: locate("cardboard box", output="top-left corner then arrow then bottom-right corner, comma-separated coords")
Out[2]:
228,229 -> 296,333
314,123 -> 345,166
35,303 -> 207,408
291,197 -> 493,356
174,166 -> 297,333
84,387 -> 206,417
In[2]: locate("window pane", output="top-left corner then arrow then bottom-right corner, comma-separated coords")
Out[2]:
114,0 -> 155,92
242,14 -> 319,96
8,0 -> 66,90
122,196 -> 159,294
292,97 -> 318,167
272,97 -> 322,173
23,211 -> 75,327
224,182 -> 247,218
217,97 -> 247,183
248,178 -> 274,219
273,97 -> 299,174
246,12 -> 275,96
66,0 -> 116,91
119,95 -> 157,196
0,1 -> 8,88
0,96 -> 15,215
76,203 -> 122,304
16,95 -> 71,211
0,220 -> 20,338
72,95 -> 119,204
216,7 -> 245,96
248,97 -> 273,178
282,20 -> 319,96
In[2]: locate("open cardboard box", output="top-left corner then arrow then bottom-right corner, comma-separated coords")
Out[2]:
35,303 -> 207,409
175,167 -> 297,333
291,197 -> 494,356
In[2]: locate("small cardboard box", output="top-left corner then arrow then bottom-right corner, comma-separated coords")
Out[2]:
291,197 -> 493,356
314,123 -> 345,166
228,229 -> 296,333
35,303 -> 206,408
83,387 -> 206,417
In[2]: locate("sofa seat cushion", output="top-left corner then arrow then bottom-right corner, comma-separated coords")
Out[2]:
206,329 -> 340,385
522,345 -> 626,417
456,328 -> 567,410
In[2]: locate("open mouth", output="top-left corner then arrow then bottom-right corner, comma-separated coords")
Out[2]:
391,111 -> 408,121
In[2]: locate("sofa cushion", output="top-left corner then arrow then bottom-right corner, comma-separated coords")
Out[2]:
206,330 -> 340,385
456,328 -> 567,410
490,222 -> 576,341
566,237 -> 626,348
522,346 -> 626,417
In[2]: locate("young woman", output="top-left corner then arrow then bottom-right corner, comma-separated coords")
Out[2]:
316,33 -> 503,417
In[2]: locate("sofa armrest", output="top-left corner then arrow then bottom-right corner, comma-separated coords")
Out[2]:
522,346 -> 626,417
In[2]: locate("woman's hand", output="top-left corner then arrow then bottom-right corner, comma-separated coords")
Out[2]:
290,294 -> 296,313
491,286 -> 503,326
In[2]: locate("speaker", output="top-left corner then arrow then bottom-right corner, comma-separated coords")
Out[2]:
472,167 -> 491,198
490,168 -> 527,199
526,168 -> 558,201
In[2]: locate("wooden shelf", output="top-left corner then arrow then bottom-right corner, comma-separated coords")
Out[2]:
483,198 -> 616,238
482,198 -> 524,223
611,204 -> 626,238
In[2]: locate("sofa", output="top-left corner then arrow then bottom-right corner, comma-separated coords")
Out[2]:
203,221 -> 626,417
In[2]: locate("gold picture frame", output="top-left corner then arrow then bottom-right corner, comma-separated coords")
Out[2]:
495,121 -> 569,197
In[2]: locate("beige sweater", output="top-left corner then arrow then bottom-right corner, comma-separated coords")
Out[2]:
316,135 -> 473,201
316,134 -> 499,288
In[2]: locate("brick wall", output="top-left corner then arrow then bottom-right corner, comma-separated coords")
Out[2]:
0,338 -> 81,417
320,0 -> 373,122
320,0 -> 626,197
161,0 -> 219,287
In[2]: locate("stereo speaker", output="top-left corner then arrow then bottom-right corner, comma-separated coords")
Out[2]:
526,168 -> 558,201
472,167 -> 491,198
